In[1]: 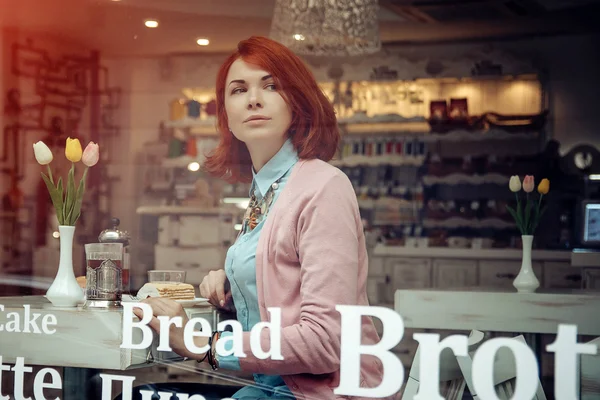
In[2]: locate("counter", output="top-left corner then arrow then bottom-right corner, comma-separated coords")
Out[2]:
373,244 -> 571,261
0,296 -> 218,370
0,296 -> 222,400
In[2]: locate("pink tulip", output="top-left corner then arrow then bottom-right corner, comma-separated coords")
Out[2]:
82,142 -> 99,167
523,175 -> 535,193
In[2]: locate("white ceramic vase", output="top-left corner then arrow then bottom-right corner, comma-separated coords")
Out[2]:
46,225 -> 85,307
512,235 -> 540,293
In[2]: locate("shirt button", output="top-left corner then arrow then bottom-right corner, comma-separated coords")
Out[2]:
292,384 -> 298,390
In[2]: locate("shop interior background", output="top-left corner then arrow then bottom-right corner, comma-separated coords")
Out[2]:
0,0 -> 599,399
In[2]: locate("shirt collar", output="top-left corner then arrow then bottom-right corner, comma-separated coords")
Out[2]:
250,138 -> 298,198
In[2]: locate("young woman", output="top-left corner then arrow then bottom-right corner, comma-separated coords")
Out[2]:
135,36 -> 390,400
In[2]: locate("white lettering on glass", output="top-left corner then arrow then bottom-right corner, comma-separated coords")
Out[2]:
156,315 -> 183,352
412,333 -> 468,400
0,357 -> 61,400
121,302 -> 154,350
472,337 -> 538,399
547,324 -> 598,399
100,373 -> 136,400
33,367 -> 61,400
335,305 -> 404,398
184,317 -> 212,355
0,305 -> 57,335
249,308 -> 283,360
216,319 -> 246,357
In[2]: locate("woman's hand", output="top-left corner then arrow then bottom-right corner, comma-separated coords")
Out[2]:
199,269 -> 234,311
132,297 -> 209,361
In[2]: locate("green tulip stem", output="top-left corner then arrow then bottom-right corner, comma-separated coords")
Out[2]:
47,165 -> 54,185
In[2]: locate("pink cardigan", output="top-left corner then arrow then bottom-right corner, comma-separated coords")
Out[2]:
236,159 -> 396,400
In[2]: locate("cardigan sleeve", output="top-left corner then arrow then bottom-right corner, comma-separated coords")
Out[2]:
236,171 -> 361,375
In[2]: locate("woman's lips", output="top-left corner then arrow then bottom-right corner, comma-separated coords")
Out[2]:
244,115 -> 270,123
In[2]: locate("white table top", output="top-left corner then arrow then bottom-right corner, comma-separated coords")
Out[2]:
374,244 -> 571,261
0,296 -> 217,370
394,288 -> 600,336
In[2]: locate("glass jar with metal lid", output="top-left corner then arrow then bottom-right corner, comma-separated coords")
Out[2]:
99,217 -> 131,294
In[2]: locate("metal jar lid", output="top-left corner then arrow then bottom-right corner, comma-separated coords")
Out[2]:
98,217 -> 130,245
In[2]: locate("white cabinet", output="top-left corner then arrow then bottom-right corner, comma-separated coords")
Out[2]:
543,261 -> 582,289
374,258 -> 431,305
158,214 -> 224,247
155,245 -> 224,284
478,260 -> 543,288
432,259 -> 478,288
386,258 -> 432,289
178,215 -> 221,246
138,207 -> 241,289
583,268 -> 600,290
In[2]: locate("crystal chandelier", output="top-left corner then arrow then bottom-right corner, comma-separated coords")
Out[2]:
269,0 -> 381,57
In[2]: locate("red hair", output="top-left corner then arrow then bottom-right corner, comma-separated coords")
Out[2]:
203,36 -> 340,183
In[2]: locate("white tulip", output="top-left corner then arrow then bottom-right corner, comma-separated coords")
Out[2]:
33,141 -> 53,165
509,175 -> 521,192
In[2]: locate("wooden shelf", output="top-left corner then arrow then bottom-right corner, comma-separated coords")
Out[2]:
341,120 -> 429,135
340,124 -> 540,141
162,155 -> 207,168
164,118 -> 217,136
422,173 -> 509,186
136,206 -> 240,216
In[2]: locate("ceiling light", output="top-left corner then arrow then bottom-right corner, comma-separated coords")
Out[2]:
144,20 -> 159,28
187,162 -> 200,172
293,34 -> 305,41
196,38 -> 210,46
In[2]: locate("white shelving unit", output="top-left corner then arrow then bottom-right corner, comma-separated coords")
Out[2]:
136,206 -> 241,286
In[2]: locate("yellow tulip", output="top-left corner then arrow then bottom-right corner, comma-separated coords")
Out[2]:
65,137 -> 82,162
538,178 -> 550,195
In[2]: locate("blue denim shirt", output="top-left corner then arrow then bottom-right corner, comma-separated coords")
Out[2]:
218,139 -> 298,399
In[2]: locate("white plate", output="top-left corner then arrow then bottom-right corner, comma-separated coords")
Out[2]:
122,295 -> 209,307
175,297 -> 210,307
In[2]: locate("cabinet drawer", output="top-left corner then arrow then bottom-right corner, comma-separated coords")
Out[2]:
385,258 -> 432,289
433,259 -> 478,289
178,216 -> 221,246
157,215 -> 222,247
377,258 -> 431,304
583,268 -> 600,290
543,262 -> 582,289
154,245 -> 224,284
478,261 -> 542,288
158,216 -> 179,246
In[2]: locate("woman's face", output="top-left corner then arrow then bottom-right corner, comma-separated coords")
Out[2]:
224,58 -> 292,145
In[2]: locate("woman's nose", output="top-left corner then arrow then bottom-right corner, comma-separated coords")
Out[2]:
247,88 -> 263,109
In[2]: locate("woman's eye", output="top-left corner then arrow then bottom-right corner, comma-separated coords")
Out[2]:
265,84 -> 277,91
231,87 -> 245,95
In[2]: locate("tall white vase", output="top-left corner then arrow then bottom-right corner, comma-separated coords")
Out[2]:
46,225 -> 85,307
513,235 -> 540,293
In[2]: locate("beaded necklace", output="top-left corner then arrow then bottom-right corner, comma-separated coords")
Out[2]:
242,180 -> 280,232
